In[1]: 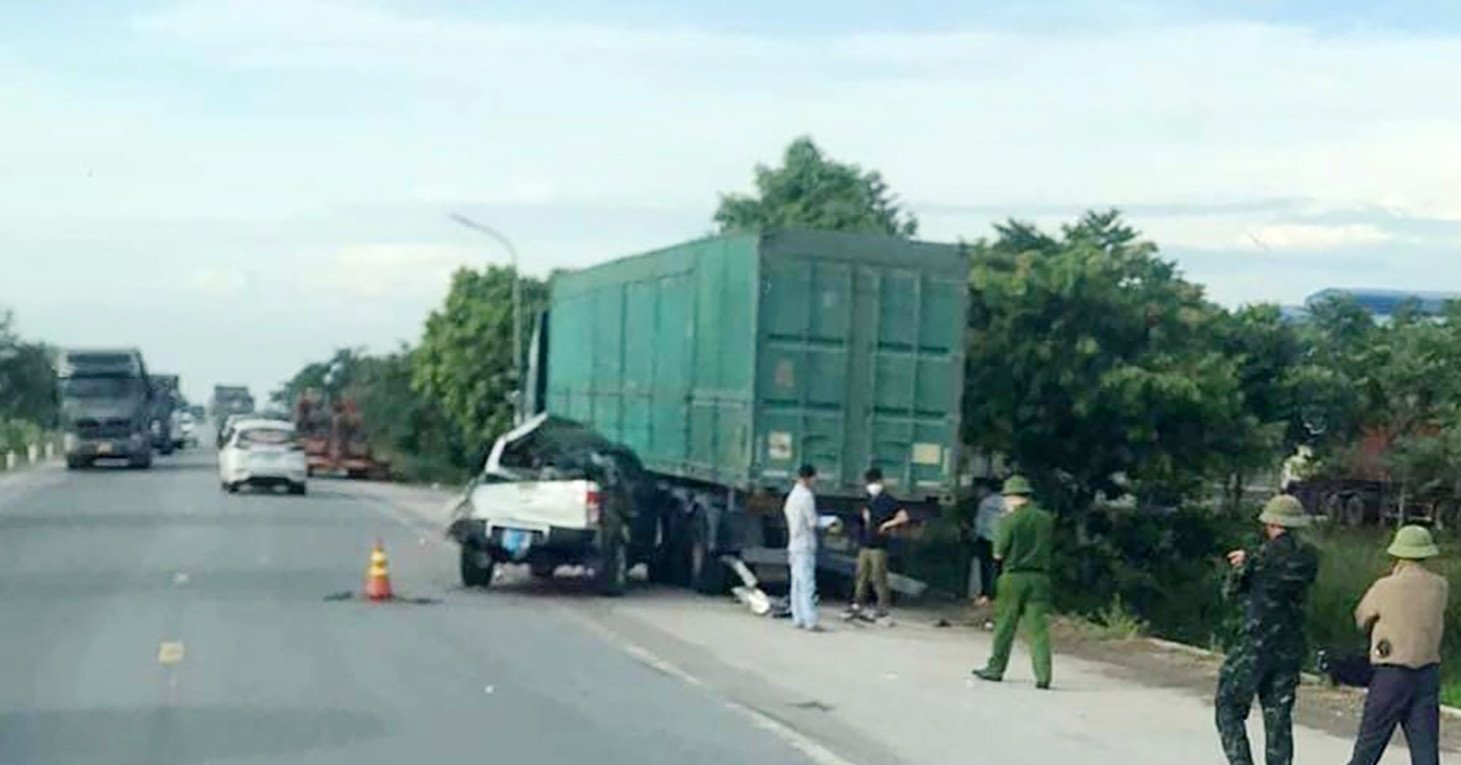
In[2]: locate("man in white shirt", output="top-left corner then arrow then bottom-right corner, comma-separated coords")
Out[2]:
784,464 -> 821,631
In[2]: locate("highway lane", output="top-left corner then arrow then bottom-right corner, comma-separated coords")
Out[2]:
0,451 -> 826,765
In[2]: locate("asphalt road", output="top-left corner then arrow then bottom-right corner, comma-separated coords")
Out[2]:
0,450 -> 825,765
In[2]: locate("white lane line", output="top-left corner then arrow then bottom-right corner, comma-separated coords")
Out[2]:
573,616 -> 859,765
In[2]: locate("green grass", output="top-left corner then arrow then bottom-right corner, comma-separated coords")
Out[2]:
1304,526 -> 1461,705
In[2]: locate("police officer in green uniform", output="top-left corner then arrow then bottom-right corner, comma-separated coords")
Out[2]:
1215,494 -> 1319,765
972,475 -> 1054,689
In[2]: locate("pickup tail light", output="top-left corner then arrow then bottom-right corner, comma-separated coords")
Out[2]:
585,484 -> 601,525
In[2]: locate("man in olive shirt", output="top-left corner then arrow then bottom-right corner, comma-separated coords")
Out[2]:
972,475 -> 1054,689
1348,525 -> 1449,765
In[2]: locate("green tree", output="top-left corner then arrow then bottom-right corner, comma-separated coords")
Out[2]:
0,309 -> 57,429
413,266 -> 546,456
963,210 -> 1260,513
714,136 -> 918,237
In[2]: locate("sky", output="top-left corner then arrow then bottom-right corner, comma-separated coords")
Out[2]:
5,0 -> 1461,403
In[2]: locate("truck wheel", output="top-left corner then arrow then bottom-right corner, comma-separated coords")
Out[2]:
65,457 -> 83,470
131,453 -> 153,470
530,562 -> 557,579
289,482 -> 307,496
226,481 -> 240,494
460,546 -> 495,588
594,538 -> 628,597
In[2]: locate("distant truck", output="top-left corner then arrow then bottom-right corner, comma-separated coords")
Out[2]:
148,374 -> 180,456
292,390 -> 390,479
450,230 -> 970,594
210,385 -> 255,440
58,348 -> 156,469
210,385 -> 255,419
1292,427 -> 1461,529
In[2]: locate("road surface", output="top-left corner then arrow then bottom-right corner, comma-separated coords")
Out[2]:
0,451 -> 1429,765
0,451 -> 830,765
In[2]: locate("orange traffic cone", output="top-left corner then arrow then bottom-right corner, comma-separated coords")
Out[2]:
364,540 -> 394,601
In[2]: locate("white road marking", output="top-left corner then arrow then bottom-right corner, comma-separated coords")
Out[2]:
574,617 -> 858,765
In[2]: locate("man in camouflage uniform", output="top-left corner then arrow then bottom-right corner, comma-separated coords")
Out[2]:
1215,494 -> 1319,765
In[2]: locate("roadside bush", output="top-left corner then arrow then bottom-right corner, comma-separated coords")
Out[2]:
0,418 -> 43,454
1052,505 -> 1248,648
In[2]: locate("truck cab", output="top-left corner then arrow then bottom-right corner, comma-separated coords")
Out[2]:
58,348 -> 155,469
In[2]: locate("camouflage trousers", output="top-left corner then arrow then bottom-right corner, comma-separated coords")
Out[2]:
1215,642 -> 1302,765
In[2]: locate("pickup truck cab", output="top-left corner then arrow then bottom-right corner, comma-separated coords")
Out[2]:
448,415 -> 662,596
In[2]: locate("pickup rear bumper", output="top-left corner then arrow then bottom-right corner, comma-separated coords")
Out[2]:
449,518 -> 599,561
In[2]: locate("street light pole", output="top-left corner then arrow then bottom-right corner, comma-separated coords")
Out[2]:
448,213 -> 523,425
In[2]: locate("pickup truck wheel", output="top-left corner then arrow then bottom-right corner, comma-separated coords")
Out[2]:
460,546 -> 494,588
65,457 -> 83,470
594,538 -> 628,597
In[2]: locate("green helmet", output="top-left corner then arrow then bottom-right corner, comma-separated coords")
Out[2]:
1258,494 -> 1309,528
1001,475 -> 1033,497
1387,525 -> 1440,560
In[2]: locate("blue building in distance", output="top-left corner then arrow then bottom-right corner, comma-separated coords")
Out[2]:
1282,288 -> 1461,322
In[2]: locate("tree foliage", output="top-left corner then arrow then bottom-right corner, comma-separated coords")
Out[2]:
714,136 -> 918,237
412,266 -> 547,455
963,211 -> 1279,510
0,309 -> 57,438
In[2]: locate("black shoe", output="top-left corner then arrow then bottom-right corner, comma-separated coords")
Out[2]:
972,668 -> 1002,682
1036,681 -> 1051,690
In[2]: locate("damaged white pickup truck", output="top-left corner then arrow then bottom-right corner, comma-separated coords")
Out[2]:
446,414 -> 666,596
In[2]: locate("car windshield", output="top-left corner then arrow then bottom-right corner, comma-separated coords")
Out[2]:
60,376 -> 140,400
238,428 -> 293,446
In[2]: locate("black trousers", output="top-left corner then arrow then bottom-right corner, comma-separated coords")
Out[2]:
1349,664 -> 1440,765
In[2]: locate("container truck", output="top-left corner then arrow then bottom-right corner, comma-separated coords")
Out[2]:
58,348 -> 155,469
451,230 -> 970,594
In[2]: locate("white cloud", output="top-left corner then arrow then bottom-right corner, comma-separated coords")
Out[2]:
320,243 -> 480,299
1241,223 -> 1392,251
189,266 -> 248,296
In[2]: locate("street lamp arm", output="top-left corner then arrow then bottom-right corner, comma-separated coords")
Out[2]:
448,213 -> 519,265
448,212 -> 526,426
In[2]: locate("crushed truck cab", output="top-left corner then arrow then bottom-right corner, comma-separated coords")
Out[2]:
447,414 -> 664,596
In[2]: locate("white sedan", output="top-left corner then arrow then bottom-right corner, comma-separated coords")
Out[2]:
218,419 -> 308,495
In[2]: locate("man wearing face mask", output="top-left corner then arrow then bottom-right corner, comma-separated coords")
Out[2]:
844,467 -> 909,622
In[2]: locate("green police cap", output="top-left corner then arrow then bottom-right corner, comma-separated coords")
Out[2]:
1257,494 -> 1310,528
1387,525 -> 1440,560
1001,475 -> 1033,497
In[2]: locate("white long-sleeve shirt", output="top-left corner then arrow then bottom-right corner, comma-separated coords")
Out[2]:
783,483 -> 818,553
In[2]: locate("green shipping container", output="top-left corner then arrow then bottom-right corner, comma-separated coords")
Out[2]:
545,230 -> 969,501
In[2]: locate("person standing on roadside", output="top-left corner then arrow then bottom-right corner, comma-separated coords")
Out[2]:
1214,494 -> 1319,765
968,481 -> 1005,607
1347,525 -> 1448,765
783,464 -> 822,631
972,475 -> 1054,688
844,467 -> 909,622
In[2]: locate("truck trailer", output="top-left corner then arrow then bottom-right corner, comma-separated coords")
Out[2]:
454,230 -> 970,594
